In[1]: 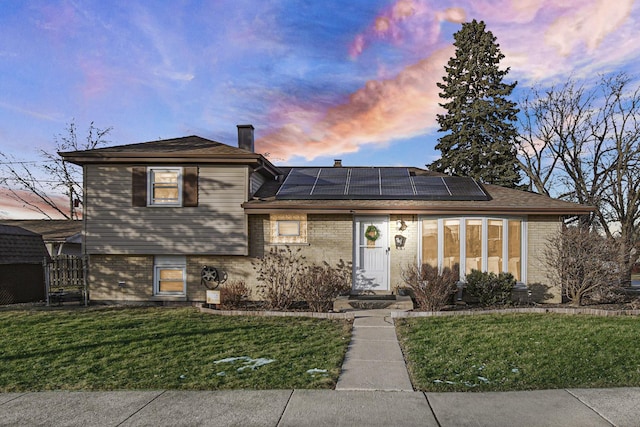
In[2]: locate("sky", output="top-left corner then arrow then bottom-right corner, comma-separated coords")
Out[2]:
1,0 -> 639,218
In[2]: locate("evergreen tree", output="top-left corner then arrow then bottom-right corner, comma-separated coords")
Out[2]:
430,20 -> 522,188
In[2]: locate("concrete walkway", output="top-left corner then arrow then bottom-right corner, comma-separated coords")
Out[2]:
2,388 -> 640,426
336,309 -> 413,391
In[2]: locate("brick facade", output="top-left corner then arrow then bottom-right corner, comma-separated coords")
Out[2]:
88,255 -> 154,302
527,215 -> 562,303
389,214 -> 418,293
88,214 -> 563,304
88,214 -> 354,303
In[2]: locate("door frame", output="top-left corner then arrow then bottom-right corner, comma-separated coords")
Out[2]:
353,215 -> 390,292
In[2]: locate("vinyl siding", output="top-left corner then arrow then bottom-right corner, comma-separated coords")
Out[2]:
84,164 -> 249,255
250,171 -> 267,196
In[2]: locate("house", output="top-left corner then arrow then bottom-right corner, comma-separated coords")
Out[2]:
0,220 -> 82,256
60,125 -> 593,305
0,225 -> 51,304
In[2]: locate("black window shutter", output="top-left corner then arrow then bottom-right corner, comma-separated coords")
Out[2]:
132,167 -> 147,207
183,167 -> 198,207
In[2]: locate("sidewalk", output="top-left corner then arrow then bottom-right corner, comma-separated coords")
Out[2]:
2,388 -> 640,426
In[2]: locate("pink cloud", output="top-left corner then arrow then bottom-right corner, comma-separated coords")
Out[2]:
0,188 -> 71,220
543,0 -> 634,56
257,46 -> 454,161
260,0 -> 638,162
349,1 -> 465,59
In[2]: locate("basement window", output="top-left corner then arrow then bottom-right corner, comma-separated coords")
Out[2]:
154,256 -> 186,296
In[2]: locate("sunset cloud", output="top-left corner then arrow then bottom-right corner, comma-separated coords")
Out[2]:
259,0 -> 638,161
257,46 -> 454,160
0,188 -> 70,220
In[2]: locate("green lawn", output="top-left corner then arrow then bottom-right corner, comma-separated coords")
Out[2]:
396,314 -> 640,392
0,307 -> 351,392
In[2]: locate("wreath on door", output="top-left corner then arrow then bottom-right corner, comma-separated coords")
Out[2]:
365,225 -> 380,242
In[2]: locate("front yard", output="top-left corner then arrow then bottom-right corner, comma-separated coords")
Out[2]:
0,307 -> 351,392
396,313 -> 640,392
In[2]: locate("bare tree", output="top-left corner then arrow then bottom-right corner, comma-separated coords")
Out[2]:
544,226 -> 623,306
0,121 -> 111,219
517,74 -> 640,285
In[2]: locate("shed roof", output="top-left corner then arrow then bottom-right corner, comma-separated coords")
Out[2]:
0,220 -> 81,242
0,225 -> 51,264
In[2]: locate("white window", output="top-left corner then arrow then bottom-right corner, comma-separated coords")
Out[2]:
420,216 -> 526,283
148,167 -> 182,206
154,256 -> 186,296
270,214 -> 307,244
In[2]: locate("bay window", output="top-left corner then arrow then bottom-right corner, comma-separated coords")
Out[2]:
420,216 -> 525,282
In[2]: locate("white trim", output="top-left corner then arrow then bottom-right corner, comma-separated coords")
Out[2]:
147,167 -> 183,206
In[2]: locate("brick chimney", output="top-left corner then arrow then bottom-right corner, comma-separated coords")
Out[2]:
333,159 -> 342,167
237,124 -> 254,152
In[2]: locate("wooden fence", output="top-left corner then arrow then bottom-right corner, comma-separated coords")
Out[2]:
45,255 -> 88,306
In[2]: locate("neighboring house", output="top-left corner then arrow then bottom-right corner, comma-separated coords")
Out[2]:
60,125 -> 593,305
0,225 -> 51,304
0,220 -> 82,256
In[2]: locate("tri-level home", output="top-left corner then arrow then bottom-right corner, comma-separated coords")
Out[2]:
61,125 -> 593,304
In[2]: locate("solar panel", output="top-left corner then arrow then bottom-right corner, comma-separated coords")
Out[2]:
274,167 -> 489,201
349,168 -> 380,187
279,168 -> 319,189
346,185 -> 382,196
412,176 -> 451,197
312,184 -> 347,195
380,167 -> 410,178
315,168 -> 349,185
381,176 -> 415,196
276,185 -> 315,198
444,177 -> 487,198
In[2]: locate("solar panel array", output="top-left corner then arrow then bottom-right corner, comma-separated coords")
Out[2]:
275,168 -> 489,201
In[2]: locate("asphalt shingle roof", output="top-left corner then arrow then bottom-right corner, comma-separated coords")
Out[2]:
0,220 -> 81,242
0,225 -> 51,265
246,167 -> 594,215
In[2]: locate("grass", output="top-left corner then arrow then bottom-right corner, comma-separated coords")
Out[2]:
0,307 -> 351,392
396,313 -> 640,392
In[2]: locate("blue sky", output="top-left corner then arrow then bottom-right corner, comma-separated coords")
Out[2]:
1,0 -> 639,176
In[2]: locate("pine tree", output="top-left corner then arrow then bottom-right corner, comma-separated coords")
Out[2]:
430,20 -> 522,188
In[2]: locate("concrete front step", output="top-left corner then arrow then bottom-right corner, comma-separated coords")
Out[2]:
333,295 -> 414,311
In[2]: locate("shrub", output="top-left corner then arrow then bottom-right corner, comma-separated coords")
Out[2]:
298,260 -> 352,312
252,246 -> 306,310
219,280 -> 252,310
401,264 -> 459,311
465,270 -> 515,306
544,226 -> 623,306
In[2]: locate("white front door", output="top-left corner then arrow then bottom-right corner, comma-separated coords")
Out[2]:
354,216 -> 390,292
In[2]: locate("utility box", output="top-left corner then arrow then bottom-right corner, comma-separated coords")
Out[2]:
206,290 -> 221,305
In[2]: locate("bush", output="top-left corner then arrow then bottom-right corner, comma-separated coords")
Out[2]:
465,270 -> 515,306
219,280 -> 251,310
298,260 -> 352,312
252,246 -> 306,310
401,264 -> 459,311
252,246 -> 352,312
544,226 -> 623,306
